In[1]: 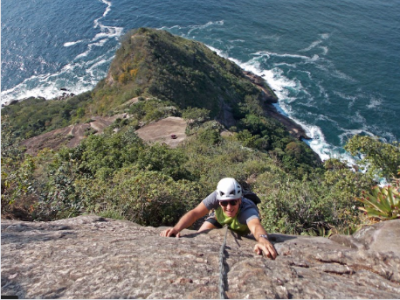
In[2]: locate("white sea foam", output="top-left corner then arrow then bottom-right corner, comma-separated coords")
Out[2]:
301,70 -> 313,81
299,40 -> 322,52
0,72 -> 92,105
187,20 -> 224,36
298,36 -> 329,56
206,45 -> 232,62
316,114 -> 340,127
228,39 -> 245,43
0,66 -> 96,104
75,50 -> 91,59
332,69 -> 357,83
1,40 -> 119,104
87,56 -> 114,77
255,50 -> 311,62
315,61 -> 358,83
353,111 -> 367,125
92,38 -> 108,47
64,40 -> 84,47
367,96 -> 382,109
333,91 -> 357,101
274,62 -> 298,68
282,113 -> 356,163
94,0 -> 112,28
1,0 -> 122,105
311,54 -> 320,62
319,33 -> 330,40
101,0 -> 112,17
205,45 -> 362,164
93,25 -> 123,41
315,82 -> 329,101
333,90 -> 357,108
319,46 -> 329,55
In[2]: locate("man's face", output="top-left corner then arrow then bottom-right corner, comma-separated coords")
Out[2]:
219,198 -> 241,217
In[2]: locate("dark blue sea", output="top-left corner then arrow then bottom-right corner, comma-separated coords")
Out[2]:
2,0 -> 400,162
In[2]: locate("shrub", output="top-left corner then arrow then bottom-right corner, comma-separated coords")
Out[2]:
182,107 -> 210,123
137,143 -> 191,181
197,128 -> 222,146
108,169 -> 201,226
356,184 -> 400,221
345,135 -> 400,181
255,169 -> 366,235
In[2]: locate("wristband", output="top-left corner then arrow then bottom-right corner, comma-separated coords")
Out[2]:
259,234 -> 269,240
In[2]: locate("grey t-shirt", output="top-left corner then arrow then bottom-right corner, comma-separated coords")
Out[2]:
202,191 -> 259,224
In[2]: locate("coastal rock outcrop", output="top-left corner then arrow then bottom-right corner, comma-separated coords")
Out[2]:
243,70 -> 311,140
2,216 -> 399,298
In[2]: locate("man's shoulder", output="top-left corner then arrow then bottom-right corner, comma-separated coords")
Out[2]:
202,191 -> 218,210
242,197 -> 258,209
238,198 -> 259,224
204,191 -> 217,202
239,198 -> 259,216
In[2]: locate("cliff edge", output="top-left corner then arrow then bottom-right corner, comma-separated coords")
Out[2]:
2,216 -> 399,298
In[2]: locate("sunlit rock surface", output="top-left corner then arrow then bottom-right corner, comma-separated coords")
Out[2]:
2,216 -> 399,298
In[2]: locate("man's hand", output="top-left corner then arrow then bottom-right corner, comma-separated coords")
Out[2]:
160,228 -> 180,238
159,202 -> 209,238
247,218 -> 278,260
254,240 -> 278,260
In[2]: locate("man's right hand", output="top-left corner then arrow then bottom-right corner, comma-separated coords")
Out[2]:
160,228 -> 181,238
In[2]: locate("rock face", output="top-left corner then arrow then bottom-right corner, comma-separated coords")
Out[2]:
135,116 -> 187,148
2,216 -> 400,299
21,115 -> 123,155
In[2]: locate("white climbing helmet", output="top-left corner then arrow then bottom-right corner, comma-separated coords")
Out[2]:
216,178 -> 242,201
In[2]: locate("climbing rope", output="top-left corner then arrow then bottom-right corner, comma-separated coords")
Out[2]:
219,225 -> 229,299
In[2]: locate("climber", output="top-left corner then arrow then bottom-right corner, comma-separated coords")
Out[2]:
160,177 -> 278,259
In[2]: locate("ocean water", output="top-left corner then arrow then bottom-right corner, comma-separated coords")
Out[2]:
2,0 -> 399,162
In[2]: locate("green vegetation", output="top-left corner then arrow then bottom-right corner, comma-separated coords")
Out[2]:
1,92 -> 93,140
356,184 -> 400,221
127,98 -> 179,124
2,28 -> 399,234
3,116 -> 394,234
90,27 -> 267,118
345,135 -> 400,181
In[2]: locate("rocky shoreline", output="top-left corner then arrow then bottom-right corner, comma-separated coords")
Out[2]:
243,71 -> 311,140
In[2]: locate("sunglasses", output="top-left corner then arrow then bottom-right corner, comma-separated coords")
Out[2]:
219,200 -> 239,207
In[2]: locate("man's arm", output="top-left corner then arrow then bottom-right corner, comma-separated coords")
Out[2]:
247,218 -> 278,259
160,202 -> 209,238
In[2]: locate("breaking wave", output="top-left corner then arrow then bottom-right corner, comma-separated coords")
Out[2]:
1,0 -> 123,105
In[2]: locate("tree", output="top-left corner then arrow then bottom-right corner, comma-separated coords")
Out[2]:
344,135 -> 400,181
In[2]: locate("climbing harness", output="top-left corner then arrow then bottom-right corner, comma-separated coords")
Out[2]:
219,225 -> 229,299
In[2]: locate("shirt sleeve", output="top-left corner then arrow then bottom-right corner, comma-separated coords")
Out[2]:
202,191 -> 219,210
238,198 -> 260,224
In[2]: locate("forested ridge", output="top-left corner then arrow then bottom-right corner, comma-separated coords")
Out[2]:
2,28 -> 399,235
